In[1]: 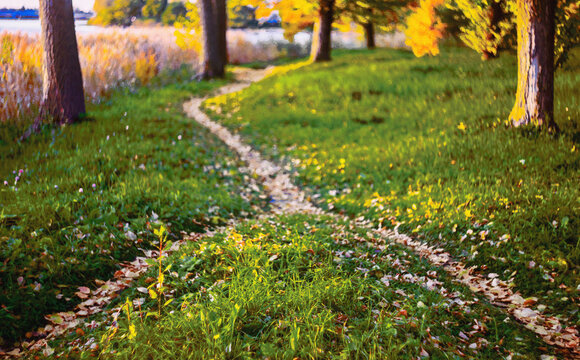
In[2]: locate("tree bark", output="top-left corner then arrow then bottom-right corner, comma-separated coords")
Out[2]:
200,0 -> 227,79
363,22 -> 376,50
509,0 -> 557,131
215,0 -> 228,66
482,0 -> 504,60
311,0 -> 334,62
39,0 -> 85,125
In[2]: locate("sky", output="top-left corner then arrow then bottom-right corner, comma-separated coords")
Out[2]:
0,0 -> 95,11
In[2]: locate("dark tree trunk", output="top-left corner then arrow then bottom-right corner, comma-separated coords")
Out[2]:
39,0 -> 85,125
482,0 -> 504,60
311,0 -> 335,62
200,0 -> 227,79
509,0 -> 557,132
363,22 -> 376,50
216,0 -> 228,66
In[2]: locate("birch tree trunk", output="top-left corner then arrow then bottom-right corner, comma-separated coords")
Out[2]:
39,0 -> 85,125
509,0 -> 557,132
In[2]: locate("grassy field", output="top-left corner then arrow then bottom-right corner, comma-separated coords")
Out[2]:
207,48 -> 580,324
50,216 -> 546,358
2,47 -> 578,358
0,69 -> 264,343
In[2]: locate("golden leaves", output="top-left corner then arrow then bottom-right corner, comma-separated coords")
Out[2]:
404,0 -> 446,57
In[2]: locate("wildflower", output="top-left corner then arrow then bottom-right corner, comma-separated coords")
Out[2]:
3,181 -> 7,186
92,183 -> 97,189
178,135 -> 182,140
54,185 -> 58,189
79,188 -> 84,193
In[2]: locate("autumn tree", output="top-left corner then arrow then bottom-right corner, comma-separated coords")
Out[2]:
405,0 -> 578,131
248,0 -> 324,61
450,0 -> 512,59
90,0 -> 144,26
339,0 -> 406,50
404,0 -> 446,57
39,0 -> 85,125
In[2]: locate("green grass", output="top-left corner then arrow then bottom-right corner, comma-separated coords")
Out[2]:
206,48 -> 580,325
0,69 -> 265,344
52,215 -> 548,359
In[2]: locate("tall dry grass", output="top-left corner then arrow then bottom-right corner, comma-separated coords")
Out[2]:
0,27 -> 405,123
0,28 -> 198,122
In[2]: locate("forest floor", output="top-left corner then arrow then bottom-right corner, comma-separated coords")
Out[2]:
1,48 -> 579,359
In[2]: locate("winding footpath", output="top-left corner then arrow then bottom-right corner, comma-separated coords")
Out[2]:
184,68 -> 580,358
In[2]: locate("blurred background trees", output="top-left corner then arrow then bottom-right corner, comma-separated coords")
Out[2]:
91,0 -> 187,25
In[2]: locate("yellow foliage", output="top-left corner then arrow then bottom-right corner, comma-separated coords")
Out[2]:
174,1 -> 203,54
404,0 -> 446,57
135,51 -> 158,85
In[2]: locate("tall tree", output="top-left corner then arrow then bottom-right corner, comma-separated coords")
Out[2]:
450,0 -> 513,60
199,0 -> 228,79
363,21 -> 375,49
39,0 -> 85,125
311,0 -> 335,61
508,0 -> 557,130
339,0 -> 408,50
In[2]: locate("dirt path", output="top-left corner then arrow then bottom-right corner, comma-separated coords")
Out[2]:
184,68 -> 580,357
184,68 -> 321,216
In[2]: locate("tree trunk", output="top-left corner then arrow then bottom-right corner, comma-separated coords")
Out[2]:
39,0 -> 85,125
311,0 -> 334,62
482,0 -> 503,60
200,0 -> 227,79
363,22 -> 376,50
215,0 -> 228,66
509,0 -> 557,131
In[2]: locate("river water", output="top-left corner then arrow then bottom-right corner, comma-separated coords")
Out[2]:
0,19 -> 100,34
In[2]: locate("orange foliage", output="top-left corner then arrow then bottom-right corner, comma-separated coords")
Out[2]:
404,0 -> 446,57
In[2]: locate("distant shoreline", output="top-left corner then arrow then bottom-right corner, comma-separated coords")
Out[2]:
0,8 -> 93,20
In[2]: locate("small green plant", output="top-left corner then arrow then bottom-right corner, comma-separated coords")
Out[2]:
146,225 -> 174,318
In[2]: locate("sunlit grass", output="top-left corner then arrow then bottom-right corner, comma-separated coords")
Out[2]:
54,215 -> 546,359
0,70 -> 264,343
208,47 -> 580,323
